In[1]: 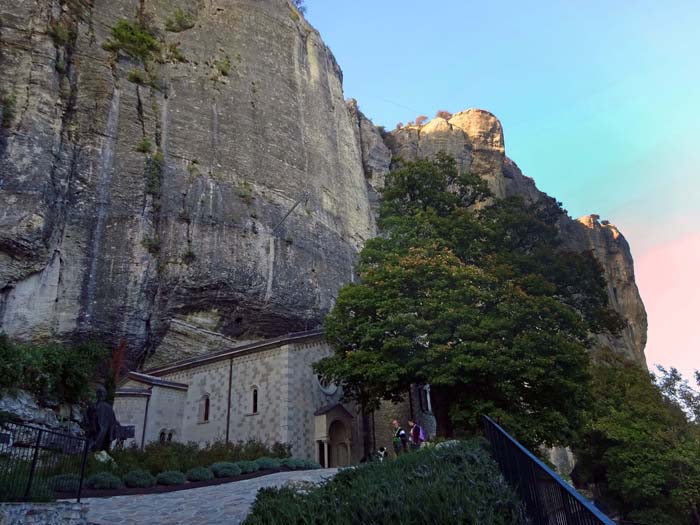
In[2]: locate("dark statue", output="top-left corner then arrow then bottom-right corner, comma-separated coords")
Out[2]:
85,385 -> 122,452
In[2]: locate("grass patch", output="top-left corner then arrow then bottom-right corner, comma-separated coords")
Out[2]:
135,136 -> 152,152
127,68 -> 147,85
165,9 -> 195,32
244,440 -> 524,525
1,91 -> 17,128
214,55 -> 231,77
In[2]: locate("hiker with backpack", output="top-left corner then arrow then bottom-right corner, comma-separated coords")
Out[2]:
408,420 -> 425,451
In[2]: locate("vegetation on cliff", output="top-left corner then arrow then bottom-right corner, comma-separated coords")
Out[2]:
316,154 -> 622,447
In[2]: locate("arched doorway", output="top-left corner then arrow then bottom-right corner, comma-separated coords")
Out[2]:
328,419 -> 350,467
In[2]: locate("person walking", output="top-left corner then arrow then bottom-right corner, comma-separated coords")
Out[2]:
391,419 -> 408,456
408,420 -> 425,451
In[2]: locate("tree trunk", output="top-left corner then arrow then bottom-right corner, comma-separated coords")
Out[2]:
431,387 -> 454,438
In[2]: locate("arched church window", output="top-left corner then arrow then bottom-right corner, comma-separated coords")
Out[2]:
252,387 -> 258,414
419,385 -> 433,414
198,394 -> 210,423
159,431 -> 166,443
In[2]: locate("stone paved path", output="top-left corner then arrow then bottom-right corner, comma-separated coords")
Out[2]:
85,469 -> 338,525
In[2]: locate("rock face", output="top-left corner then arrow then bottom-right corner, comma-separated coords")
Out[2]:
0,1 -> 647,365
0,0 -> 374,360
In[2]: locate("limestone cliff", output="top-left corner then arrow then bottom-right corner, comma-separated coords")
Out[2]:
0,1 -> 646,365
0,0 -> 374,361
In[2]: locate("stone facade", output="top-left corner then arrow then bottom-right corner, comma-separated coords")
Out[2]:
0,502 -> 87,525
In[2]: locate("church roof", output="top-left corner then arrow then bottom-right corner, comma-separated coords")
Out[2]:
122,372 -> 189,391
144,329 -> 325,376
314,403 -> 354,418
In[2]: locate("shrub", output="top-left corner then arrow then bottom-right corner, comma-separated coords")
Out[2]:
102,19 -> 160,62
214,56 -> 231,77
1,91 -> 17,128
135,137 -> 152,152
302,459 -> 322,470
236,460 -> 260,474
414,115 -> 428,126
156,470 -> 186,486
281,457 -> 306,470
127,69 -> 147,85
186,466 -> 214,482
86,472 -> 121,490
436,109 -> 452,119
211,462 -> 242,478
50,474 -> 81,493
165,9 -> 195,32
48,20 -> 76,47
145,150 -> 164,195
243,440 -> 523,525
255,457 -> 281,470
123,469 -> 155,488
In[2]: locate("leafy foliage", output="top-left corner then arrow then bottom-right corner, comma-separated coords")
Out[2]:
102,19 -> 160,62
573,349 -> 700,524
164,8 -> 195,32
86,472 -> 121,490
211,462 -> 242,478
236,460 -> 260,474
0,334 -> 106,403
156,470 -> 186,486
316,154 -> 621,446
244,440 -> 523,525
122,469 -> 156,488
186,466 -> 214,482
255,457 -> 281,470
1,91 -> 17,128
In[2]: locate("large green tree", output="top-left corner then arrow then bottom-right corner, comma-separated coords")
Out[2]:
316,154 -> 621,447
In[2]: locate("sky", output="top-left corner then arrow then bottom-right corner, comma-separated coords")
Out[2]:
304,0 -> 700,381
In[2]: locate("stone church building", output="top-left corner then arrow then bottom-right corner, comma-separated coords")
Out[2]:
114,330 -> 435,467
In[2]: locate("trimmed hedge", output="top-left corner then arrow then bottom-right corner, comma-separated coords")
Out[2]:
156,470 -> 186,486
123,469 -> 156,488
86,472 -> 121,490
236,460 -> 260,474
243,440 -> 524,525
211,462 -> 242,479
186,466 -> 214,482
255,457 -> 281,470
281,457 -> 306,470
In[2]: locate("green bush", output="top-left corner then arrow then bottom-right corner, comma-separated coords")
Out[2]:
186,467 -> 214,482
0,335 -> 105,404
86,472 -> 121,490
255,457 -> 281,470
156,470 -> 186,486
123,469 -> 156,488
102,19 -> 160,62
236,460 -> 260,474
281,457 -> 306,470
50,474 -> 81,493
211,462 -> 241,479
243,440 -> 523,525
302,459 -> 322,470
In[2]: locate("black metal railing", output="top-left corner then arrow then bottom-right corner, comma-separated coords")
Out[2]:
0,421 -> 88,502
483,415 -> 614,525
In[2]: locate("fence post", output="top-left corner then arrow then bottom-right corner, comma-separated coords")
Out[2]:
24,428 -> 43,500
77,438 -> 89,502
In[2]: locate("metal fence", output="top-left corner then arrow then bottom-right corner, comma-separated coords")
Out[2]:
0,421 -> 88,502
483,415 -> 614,525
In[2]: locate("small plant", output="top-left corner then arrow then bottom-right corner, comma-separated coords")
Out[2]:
166,43 -> 186,63
48,20 -> 75,47
211,462 -> 242,478
281,457 -> 306,470
50,474 -> 81,493
135,137 -> 152,153
55,57 -> 67,74
303,459 -> 322,470
214,55 -> 231,77
436,110 -> 452,119
86,472 -> 121,490
123,469 -> 155,488
237,181 -> 253,204
1,91 -> 17,128
186,466 -> 214,482
141,237 -> 160,255
102,19 -> 160,62
236,460 -> 260,474
145,150 -> 164,195
414,115 -> 428,126
156,470 -> 186,486
396,122 -> 404,129
182,249 -> 196,265
165,8 -> 195,32
127,69 -> 147,84
255,457 -> 281,470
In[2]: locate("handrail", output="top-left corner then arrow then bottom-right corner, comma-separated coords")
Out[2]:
483,415 -> 615,525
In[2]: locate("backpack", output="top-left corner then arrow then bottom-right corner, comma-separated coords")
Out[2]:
418,425 -> 425,442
